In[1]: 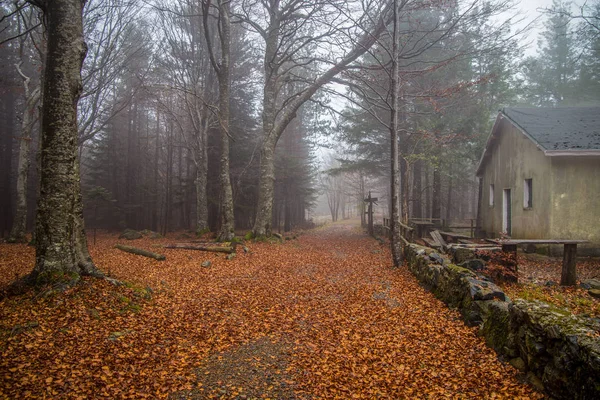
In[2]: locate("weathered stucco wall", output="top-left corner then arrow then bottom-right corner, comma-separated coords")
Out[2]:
551,156 -> 600,254
480,119 -> 553,239
405,244 -> 600,399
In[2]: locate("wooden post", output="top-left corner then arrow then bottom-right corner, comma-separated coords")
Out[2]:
470,219 -> 474,238
560,244 -> 578,286
364,191 -> 378,236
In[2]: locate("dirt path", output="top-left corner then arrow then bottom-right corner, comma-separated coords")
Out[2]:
0,222 -> 541,399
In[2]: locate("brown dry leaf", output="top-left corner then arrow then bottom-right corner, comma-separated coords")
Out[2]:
1,222 -> 542,399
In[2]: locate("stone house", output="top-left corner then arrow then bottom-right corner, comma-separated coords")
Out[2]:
476,107 -> 600,255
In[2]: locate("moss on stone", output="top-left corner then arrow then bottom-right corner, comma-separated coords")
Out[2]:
446,263 -> 476,276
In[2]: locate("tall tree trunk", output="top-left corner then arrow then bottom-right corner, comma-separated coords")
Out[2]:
424,163 -> 430,219
9,66 -> 40,243
254,139 -> 276,235
1,90 -> 15,237
178,139 -> 184,229
195,113 -> 209,234
215,8 -> 235,242
413,159 -> 422,219
432,165 -> 441,222
203,0 -> 234,241
445,168 -> 453,223
390,0 -> 403,267
152,109 -> 160,232
31,0 -> 102,283
360,172 -> 366,227
401,157 -> 409,224
164,121 -> 173,236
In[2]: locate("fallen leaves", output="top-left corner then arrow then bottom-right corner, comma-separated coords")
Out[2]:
1,223 -> 542,398
494,253 -> 600,318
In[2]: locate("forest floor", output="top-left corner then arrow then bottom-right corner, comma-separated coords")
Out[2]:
1,220 -> 542,399
501,252 -> 600,318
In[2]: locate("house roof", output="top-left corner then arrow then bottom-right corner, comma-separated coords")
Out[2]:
503,107 -> 600,151
476,107 -> 600,176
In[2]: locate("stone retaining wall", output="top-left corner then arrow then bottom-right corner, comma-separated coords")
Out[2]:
405,244 -> 600,399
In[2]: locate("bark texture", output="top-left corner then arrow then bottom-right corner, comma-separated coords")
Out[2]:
31,0 -> 102,283
389,0 -> 403,267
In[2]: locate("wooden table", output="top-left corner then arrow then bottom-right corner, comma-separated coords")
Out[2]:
411,221 -> 435,238
490,239 -> 589,286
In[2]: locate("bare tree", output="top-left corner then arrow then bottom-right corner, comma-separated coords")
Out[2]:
7,4 -> 42,243
154,0 -> 213,234
78,0 -> 144,146
8,63 -> 40,243
233,0 -> 392,237
27,0 -> 102,283
203,0 -> 235,240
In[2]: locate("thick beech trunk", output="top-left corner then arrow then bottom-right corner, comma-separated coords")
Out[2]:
253,140 -> 276,236
31,0 -> 102,283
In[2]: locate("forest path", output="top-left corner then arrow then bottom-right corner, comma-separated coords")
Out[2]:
0,222 -> 540,399
172,220 -> 539,399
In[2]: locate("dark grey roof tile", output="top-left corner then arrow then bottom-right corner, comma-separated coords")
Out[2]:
502,107 -> 600,151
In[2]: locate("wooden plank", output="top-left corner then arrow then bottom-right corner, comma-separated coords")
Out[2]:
430,230 -> 447,249
458,239 -> 475,244
489,239 -> 589,245
423,238 -> 441,249
560,244 -> 578,286
438,230 -> 472,240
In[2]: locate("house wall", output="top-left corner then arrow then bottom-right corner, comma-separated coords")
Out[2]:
550,156 -> 600,255
479,119 -> 553,238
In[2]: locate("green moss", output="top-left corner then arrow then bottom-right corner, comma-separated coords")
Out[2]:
244,231 -> 254,240
35,269 -> 80,286
117,294 -> 131,304
196,227 -> 210,236
446,263 -> 475,276
126,304 -> 142,313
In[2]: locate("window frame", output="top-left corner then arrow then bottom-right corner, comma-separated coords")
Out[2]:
524,178 -> 533,209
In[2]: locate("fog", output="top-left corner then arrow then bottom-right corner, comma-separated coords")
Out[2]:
1,0 -> 598,241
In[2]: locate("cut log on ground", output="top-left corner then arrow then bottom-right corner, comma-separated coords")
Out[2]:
164,244 -> 234,254
115,244 -> 166,261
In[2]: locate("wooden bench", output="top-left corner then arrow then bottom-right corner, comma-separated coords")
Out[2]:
490,239 -> 589,286
438,230 -> 472,243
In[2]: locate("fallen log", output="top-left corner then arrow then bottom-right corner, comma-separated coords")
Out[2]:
164,243 -> 234,254
115,244 -> 166,261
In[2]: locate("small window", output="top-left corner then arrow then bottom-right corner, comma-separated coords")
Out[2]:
524,178 -> 533,208
489,184 -> 494,207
